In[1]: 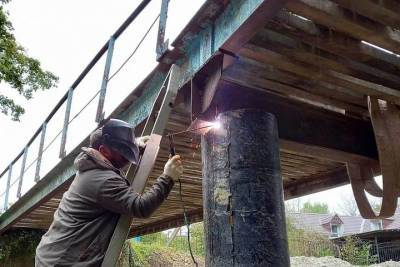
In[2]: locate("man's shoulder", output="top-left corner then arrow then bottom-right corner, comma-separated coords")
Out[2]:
71,168 -> 125,193
78,168 -> 129,186
77,167 -> 121,179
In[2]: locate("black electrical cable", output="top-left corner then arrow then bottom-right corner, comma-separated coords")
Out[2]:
178,178 -> 198,267
168,134 -> 197,266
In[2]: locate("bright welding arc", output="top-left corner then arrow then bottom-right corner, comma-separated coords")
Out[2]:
166,120 -> 221,137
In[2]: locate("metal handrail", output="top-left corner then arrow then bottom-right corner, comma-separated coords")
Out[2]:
0,0 -> 156,211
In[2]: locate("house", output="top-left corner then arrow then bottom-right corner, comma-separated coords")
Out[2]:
288,208 -> 400,238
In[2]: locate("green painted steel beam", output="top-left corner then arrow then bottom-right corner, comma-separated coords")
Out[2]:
178,0 -> 286,83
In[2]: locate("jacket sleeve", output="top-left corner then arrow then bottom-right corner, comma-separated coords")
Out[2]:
97,174 -> 174,218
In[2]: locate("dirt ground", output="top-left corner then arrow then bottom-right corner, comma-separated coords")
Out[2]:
147,250 -> 205,267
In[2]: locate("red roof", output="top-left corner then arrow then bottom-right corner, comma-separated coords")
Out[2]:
288,208 -> 400,237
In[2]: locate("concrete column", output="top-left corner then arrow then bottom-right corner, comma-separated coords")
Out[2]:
201,109 -> 289,266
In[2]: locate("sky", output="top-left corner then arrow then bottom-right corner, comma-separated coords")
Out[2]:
0,0 -> 383,215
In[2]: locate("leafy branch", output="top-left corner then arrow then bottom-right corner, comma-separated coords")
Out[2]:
0,3 -> 58,121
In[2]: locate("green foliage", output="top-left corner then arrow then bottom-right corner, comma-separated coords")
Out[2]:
140,231 -> 167,244
187,223 -> 205,256
301,201 -> 329,214
117,241 -> 135,267
137,222 -> 205,258
0,3 -> 58,121
129,241 -> 163,266
339,236 -> 375,265
286,217 -> 336,257
0,229 -> 45,264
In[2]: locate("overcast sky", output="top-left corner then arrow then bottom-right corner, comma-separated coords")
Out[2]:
0,0 -> 382,214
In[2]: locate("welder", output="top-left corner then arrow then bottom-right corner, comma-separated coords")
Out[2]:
35,118 -> 183,266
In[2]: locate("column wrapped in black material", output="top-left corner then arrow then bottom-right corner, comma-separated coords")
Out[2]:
201,109 -> 289,266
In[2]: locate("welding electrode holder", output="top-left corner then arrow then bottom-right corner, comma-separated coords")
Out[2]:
168,135 -> 176,157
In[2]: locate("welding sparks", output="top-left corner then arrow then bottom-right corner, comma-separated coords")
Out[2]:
194,120 -> 221,134
210,121 -> 221,130
167,119 -> 222,137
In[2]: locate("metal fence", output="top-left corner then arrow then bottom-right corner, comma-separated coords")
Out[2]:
132,226 -> 400,265
371,241 -> 400,263
0,0 -> 175,214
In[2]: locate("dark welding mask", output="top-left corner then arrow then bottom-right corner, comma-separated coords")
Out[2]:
101,119 -> 139,164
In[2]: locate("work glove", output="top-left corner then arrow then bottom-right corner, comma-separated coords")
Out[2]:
136,135 -> 150,149
163,155 -> 183,181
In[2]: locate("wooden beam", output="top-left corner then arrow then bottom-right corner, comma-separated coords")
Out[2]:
227,58 -> 366,105
330,0 -> 400,29
280,140 -> 378,166
367,97 -> 400,217
286,0 -> 400,55
269,11 -> 400,76
202,79 -> 378,161
240,44 -> 400,104
284,167 -> 349,200
223,60 -> 368,117
250,28 -> 400,90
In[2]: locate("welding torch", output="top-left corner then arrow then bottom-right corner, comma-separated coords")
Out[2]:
165,122 -> 220,157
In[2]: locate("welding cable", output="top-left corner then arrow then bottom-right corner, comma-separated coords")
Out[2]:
178,178 -> 198,266
108,14 -> 160,82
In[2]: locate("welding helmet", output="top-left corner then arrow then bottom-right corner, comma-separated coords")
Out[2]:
101,119 -> 139,164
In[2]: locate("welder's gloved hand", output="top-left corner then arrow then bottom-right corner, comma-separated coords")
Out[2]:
136,135 -> 150,149
163,155 -> 183,181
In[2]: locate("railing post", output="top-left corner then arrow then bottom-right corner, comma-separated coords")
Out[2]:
3,164 -> 12,211
59,87 -> 73,158
156,0 -> 170,61
17,147 -> 28,198
95,37 -> 115,123
35,122 -> 47,182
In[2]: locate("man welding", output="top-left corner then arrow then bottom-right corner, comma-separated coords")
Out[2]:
35,119 -> 183,266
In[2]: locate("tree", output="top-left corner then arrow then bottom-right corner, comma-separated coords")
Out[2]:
300,201 -> 329,214
337,193 -> 359,216
369,198 -> 381,213
285,198 -> 301,213
0,1 -> 58,121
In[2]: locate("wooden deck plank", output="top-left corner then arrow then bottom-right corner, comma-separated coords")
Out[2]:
269,10 -> 400,75
330,0 -> 400,29
240,44 -> 400,104
286,0 -> 400,55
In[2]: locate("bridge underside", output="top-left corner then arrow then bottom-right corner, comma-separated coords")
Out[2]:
3,0 -> 400,236
12,107 -> 349,236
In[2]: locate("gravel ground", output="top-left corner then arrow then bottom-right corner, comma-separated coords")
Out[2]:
147,254 -> 400,266
291,256 -> 400,267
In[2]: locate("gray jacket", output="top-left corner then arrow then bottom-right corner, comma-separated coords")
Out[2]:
35,147 -> 174,266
